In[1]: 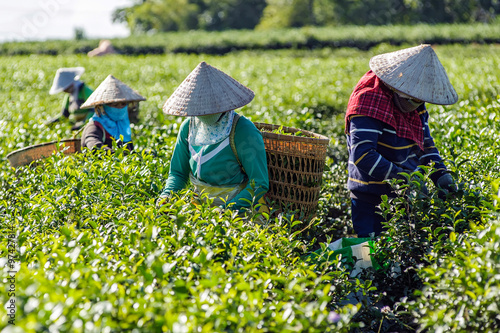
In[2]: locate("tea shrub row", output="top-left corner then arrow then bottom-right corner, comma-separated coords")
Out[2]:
1,44 -> 500,331
1,23 -> 500,56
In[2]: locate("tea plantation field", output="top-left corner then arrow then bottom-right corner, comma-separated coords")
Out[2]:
1,44 -> 500,332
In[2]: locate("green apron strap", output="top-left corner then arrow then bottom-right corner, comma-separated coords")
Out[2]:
229,113 -> 245,174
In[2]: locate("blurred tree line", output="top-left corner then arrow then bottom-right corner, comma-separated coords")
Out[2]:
113,0 -> 500,33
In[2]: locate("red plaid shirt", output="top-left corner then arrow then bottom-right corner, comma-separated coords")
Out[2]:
345,70 -> 424,150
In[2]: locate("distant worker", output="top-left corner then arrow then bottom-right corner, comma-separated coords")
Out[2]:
45,67 -> 94,130
88,40 -> 117,57
79,75 -> 146,152
345,44 -> 458,237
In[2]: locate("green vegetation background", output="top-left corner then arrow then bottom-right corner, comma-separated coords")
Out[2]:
111,0 -> 500,32
2,23 -> 500,56
1,25 -> 500,332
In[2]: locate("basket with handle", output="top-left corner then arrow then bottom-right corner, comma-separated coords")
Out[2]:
253,122 -> 329,218
6,138 -> 81,168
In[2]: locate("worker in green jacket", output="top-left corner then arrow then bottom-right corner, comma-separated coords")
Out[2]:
158,61 -> 269,214
45,67 -> 95,130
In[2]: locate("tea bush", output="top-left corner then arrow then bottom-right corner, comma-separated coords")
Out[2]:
350,167 -> 492,330
408,218 -> 500,332
1,44 -> 500,331
1,147 -> 362,332
1,23 -> 500,56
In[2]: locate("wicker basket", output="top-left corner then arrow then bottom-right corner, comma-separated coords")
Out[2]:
6,138 -> 81,168
254,122 -> 329,218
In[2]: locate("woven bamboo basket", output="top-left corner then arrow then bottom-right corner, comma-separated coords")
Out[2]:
6,138 -> 81,168
254,122 -> 329,218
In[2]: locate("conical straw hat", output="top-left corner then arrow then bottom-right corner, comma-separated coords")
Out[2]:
80,75 -> 146,109
163,61 -> 255,116
49,67 -> 85,95
369,44 -> 458,105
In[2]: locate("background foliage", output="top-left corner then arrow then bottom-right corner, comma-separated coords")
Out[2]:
2,23 -> 500,57
112,0 -> 500,32
113,0 -> 267,32
0,34 -> 500,331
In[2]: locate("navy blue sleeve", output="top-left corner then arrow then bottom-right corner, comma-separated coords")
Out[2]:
348,116 -> 407,181
418,112 -> 448,183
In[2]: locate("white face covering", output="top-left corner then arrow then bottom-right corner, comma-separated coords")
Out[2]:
197,113 -> 223,125
188,111 -> 235,146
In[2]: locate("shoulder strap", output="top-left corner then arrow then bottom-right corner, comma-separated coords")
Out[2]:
229,113 -> 245,174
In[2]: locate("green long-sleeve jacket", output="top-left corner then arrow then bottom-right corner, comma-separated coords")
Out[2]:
161,115 -> 269,211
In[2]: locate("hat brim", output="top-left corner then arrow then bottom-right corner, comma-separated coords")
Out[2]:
369,45 -> 458,105
49,67 -> 85,95
81,97 -> 146,109
80,74 -> 146,109
49,81 -> 74,95
162,61 -> 255,116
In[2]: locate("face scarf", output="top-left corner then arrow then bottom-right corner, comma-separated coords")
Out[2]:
188,111 -> 235,146
91,104 -> 131,142
198,113 -> 223,125
393,91 -> 424,113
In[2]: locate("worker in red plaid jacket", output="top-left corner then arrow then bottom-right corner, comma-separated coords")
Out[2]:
345,45 -> 458,237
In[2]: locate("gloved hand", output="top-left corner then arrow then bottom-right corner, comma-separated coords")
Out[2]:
436,173 -> 457,198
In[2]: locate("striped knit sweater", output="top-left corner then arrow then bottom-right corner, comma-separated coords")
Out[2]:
346,106 -> 447,203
